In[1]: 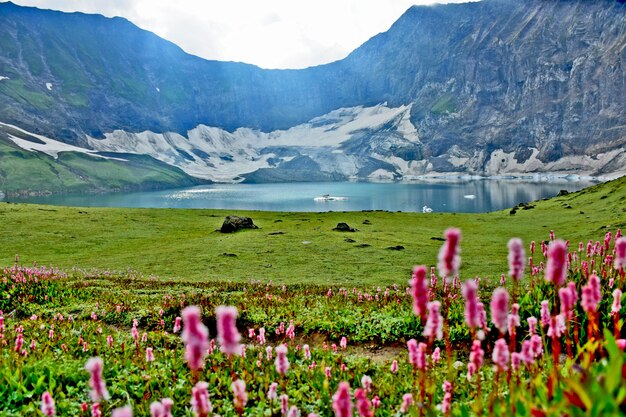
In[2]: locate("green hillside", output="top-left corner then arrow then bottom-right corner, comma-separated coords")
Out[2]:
0,126 -> 205,196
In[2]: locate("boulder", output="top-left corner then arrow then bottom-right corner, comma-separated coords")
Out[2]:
220,216 -> 258,233
556,189 -> 569,197
333,222 -> 357,232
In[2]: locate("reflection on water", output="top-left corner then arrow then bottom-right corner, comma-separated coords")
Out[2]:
4,179 -> 594,213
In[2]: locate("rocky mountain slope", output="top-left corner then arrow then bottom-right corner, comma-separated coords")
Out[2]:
0,0 -> 625,187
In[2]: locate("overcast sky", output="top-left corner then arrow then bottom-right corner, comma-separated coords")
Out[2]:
9,0 -> 477,69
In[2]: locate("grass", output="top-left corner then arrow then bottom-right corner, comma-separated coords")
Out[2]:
0,176 -> 624,286
430,93 -> 457,114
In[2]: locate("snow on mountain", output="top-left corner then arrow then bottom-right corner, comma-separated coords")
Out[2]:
0,122 -> 119,160
85,104 -> 420,182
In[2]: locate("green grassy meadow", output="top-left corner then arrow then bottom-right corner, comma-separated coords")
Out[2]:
1,176 -> 624,286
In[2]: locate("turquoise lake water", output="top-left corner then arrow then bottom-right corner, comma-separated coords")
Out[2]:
4,179 -> 594,213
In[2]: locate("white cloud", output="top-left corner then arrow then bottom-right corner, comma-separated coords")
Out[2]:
8,0 -> 479,69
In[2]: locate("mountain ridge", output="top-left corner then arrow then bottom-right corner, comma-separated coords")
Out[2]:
1,0 -> 625,187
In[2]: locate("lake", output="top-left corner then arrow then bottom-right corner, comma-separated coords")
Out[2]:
4,179 -> 594,213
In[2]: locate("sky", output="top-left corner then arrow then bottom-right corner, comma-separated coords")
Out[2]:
9,0 -> 477,69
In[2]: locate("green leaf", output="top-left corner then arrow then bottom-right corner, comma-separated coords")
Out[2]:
603,329 -> 624,393
564,378 -> 592,411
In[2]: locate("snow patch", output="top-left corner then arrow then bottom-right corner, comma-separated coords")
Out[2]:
0,122 -> 122,160
46,83 -> 53,91
0,76 -> 8,81
484,147 -> 626,180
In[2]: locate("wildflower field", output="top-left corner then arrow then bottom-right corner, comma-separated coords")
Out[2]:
1,177 -> 626,416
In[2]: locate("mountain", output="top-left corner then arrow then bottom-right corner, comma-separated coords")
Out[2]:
0,0 -> 625,190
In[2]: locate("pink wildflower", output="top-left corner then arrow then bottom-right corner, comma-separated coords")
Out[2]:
581,274 -> 602,313
325,367 -> 332,378
340,336 -> 348,349
511,352 -> 521,371
568,281 -> 579,305
545,240 -> 568,286
547,314 -> 566,338
111,406 -> 133,417
520,340 -> 534,365
490,288 -> 509,334
258,327 -> 266,344
91,403 -> 102,417
332,382 -> 353,417
14,333 -> 23,352
530,334 -> 543,358
287,406 -> 300,417
432,346 -> 441,364
286,321 -> 295,340
275,344 -> 290,375
410,266 -> 429,320
612,289 -> 622,316
423,301 -> 443,340
371,396 -> 381,409
40,391 -> 55,417
85,357 -> 109,402
400,393 -> 413,413
191,381 -> 212,417
462,280 -> 480,329
615,237 -> 626,271
559,286 -> 575,318
361,375 -> 372,393
161,397 -> 173,417
617,339 -> 626,350
146,347 -> 155,362
437,228 -> 461,280
267,382 -> 278,401
355,388 -> 374,417
281,395 -> 289,415
477,302 -> 487,330
492,338 -> 509,371
508,238 -> 526,281
181,306 -> 209,371
440,381 -> 452,414
467,340 -> 484,378
391,360 -> 398,373
527,317 -> 538,335
407,339 -> 427,370
303,344 -> 311,360
172,317 -> 181,333
216,306 -> 242,355
508,303 -> 520,335
232,379 -> 248,411
150,402 -> 164,417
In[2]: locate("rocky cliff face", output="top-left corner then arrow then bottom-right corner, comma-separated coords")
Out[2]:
0,0 -> 625,184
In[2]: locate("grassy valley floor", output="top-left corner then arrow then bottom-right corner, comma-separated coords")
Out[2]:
0,176 -> 624,286
0,176 -> 625,416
